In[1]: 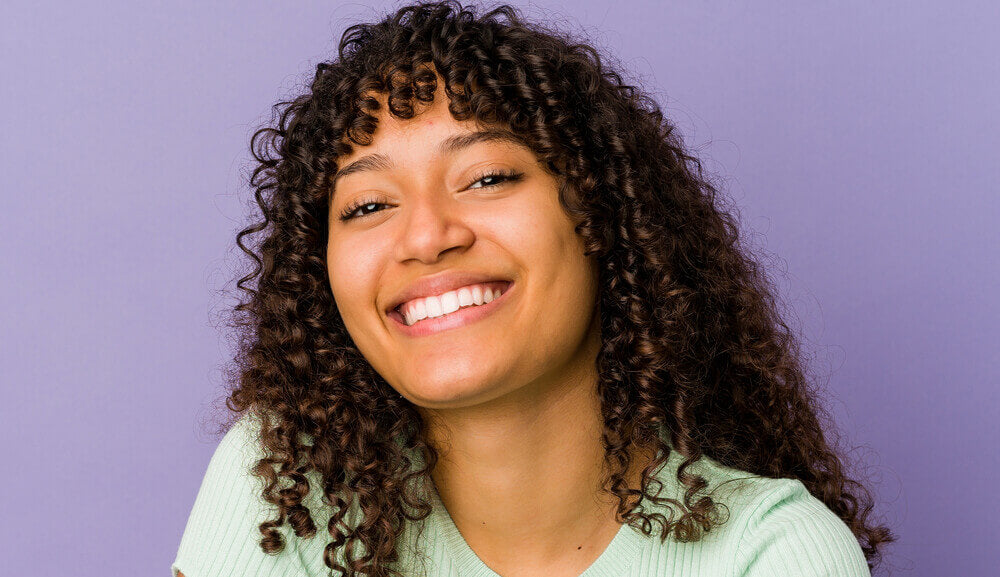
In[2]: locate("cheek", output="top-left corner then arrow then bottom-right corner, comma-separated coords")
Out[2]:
491,194 -> 570,255
510,202 -> 586,271
326,243 -> 379,321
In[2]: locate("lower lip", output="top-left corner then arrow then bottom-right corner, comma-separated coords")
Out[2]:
388,281 -> 514,337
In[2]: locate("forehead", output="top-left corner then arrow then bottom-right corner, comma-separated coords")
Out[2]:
339,89 -> 486,161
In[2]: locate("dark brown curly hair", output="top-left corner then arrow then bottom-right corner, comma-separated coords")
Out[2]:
216,1 -> 895,575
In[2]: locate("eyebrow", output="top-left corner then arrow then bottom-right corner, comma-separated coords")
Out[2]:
330,129 -> 529,194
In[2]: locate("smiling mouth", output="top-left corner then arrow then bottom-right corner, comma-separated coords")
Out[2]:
387,280 -> 514,333
387,280 -> 512,317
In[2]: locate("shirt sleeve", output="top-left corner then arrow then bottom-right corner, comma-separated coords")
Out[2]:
734,478 -> 872,577
171,413 -> 315,577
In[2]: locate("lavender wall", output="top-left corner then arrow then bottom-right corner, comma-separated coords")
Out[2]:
2,1 -> 996,575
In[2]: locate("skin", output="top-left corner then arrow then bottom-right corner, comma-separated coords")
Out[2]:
325,76 -> 653,577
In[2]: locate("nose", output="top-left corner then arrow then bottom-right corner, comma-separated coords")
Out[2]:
392,193 -> 475,264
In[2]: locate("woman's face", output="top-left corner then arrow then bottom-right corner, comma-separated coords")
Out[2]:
326,85 -> 601,411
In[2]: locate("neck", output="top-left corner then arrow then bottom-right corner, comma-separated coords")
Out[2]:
416,324 -> 655,574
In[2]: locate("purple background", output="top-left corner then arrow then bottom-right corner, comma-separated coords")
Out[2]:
2,1 -> 996,576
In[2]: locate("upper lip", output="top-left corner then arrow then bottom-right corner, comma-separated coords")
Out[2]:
385,270 -> 513,313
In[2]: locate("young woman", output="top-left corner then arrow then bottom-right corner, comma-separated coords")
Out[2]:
172,2 -> 894,576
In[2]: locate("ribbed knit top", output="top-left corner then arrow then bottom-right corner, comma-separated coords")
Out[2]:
171,412 -> 871,577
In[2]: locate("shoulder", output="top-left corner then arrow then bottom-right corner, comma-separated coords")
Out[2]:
728,474 -> 871,577
171,412 -> 336,577
639,450 -> 870,577
184,412 -> 268,515
206,412 -> 264,477
186,412 -> 273,514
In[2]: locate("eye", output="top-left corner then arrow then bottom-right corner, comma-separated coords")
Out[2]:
467,168 -> 524,190
339,198 -> 389,221
338,169 -> 524,223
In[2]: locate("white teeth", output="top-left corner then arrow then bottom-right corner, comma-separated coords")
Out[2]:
440,291 -> 460,314
426,296 -> 442,318
457,287 -> 473,307
399,282 -> 507,327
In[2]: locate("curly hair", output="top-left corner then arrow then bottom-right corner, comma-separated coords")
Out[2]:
217,1 -> 895,575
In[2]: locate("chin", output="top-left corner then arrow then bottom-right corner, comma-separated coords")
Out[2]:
399,373 -> 504,409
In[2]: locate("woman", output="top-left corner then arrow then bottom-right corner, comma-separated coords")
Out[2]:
172,2 -> 894,576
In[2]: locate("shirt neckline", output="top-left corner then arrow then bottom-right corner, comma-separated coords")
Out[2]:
425,481 -> 648,577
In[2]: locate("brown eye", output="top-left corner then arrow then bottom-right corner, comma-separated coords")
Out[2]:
340,200 -> 389,221
467,169 -> 524,189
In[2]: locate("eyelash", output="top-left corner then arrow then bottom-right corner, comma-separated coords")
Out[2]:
337,168 -> 525,222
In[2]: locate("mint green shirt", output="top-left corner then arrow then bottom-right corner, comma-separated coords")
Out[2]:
172,413 -> 871,576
